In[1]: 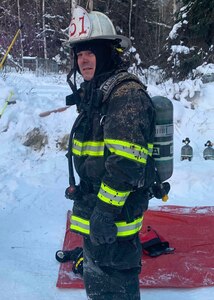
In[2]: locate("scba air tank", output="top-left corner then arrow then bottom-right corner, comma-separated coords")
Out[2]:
151,96 -> 173,182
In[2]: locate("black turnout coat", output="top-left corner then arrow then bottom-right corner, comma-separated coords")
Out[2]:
69,69 -> 156,245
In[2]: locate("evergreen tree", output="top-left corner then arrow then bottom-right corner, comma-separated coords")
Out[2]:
160,0 -> 214,80
182,0 -> 214,47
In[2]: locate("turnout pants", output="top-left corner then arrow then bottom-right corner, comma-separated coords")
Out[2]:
83,236 -> 142,300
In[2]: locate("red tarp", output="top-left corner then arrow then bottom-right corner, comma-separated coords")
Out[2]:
56,206 -> 214,289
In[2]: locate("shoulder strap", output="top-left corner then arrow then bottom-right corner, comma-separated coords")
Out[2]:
100,71 -> 146,103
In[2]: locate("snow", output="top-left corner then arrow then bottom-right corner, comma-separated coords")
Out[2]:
168,21 -> 182,40
171,45 -> 190,55
194,63 -> 214,77
0,70 -> 214,300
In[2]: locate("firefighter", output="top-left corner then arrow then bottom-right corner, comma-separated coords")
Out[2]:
64,6 -> 156,300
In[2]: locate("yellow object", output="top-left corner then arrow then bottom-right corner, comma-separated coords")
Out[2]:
70,214 -> 143,238
0,28 -> 21,70
162,194 -> 169,202
0,91 -> 14,118
75,257 -> 83,269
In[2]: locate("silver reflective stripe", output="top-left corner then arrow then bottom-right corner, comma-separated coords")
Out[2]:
155,156 -> 173,161
99,190 -> 127,205
70,215 -> 90,235
105,139 -> 148,163
154,141 -> 173,146
70,214 -> 143,237
116,217 -> 143,237
72,139 -> 104,156
107,144 -> 147,159
72,144 -> 104,155
98,182 -> 131,207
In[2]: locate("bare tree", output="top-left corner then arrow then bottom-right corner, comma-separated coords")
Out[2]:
17,0 -> 24,67
128,0 -> 133,38
0,0 -> 183,72
42,0 -> 47,59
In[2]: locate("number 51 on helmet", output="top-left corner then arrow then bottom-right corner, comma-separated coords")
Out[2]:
64,5 -> 131,51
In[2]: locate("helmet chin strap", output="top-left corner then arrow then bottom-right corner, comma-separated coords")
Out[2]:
67,50 -> 78,93
71,0 -> 77,12
67,67 -> 77,93
86,0 -> 93,12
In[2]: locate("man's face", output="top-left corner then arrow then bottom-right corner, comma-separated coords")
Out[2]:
77,50 -> 96,81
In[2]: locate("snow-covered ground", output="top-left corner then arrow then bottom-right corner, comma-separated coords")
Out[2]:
0,71 -> 213,300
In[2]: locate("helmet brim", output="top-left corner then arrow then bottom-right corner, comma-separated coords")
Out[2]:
63,35 -> 131,51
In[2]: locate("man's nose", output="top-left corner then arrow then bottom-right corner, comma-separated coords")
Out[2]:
82,54 -> 89,62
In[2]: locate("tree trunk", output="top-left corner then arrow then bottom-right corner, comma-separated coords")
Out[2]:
128,0 -> 133,38
42,0 -> 47,59
173,0 -> 177,20
17,0 -> 24,68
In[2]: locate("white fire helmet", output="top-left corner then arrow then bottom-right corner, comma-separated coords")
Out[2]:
65,6 -> 131,51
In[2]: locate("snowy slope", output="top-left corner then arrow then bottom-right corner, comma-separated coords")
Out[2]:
0,71 -> 214,300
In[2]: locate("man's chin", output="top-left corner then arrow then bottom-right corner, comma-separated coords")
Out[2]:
82,72 -> 94,81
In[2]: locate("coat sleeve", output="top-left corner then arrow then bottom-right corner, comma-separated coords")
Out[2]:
96,81 -> 156,213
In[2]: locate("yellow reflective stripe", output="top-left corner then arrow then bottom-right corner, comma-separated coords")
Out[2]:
105,139 -> 148,164
75,257 -> 83,268
72,139 -> 104,156
70,214 -> 143,237
116,216 -> 143,237
72,139 -> 154,161
70,215 -> 89,234
147,143 -> 153,156
98,182 -> 131,207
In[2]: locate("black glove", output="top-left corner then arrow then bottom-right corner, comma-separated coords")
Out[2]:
65,185 -> 82,201
151,182 -> 170,199
90,206 -> 118,246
